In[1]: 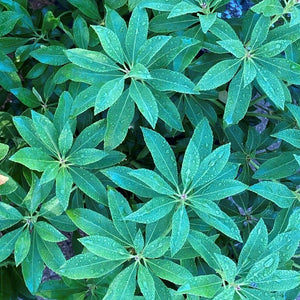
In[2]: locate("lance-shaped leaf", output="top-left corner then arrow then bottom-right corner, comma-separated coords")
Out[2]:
138,264 -> 155,300
56,168 -> 73,210
35,221 -> 66,243
168,1 -> 199,18
142,127 -> 178,187
248,181 -> 296,208
249,15 -> 270,48
59,253 -> 124,279
0,201 -> 23,231
104,263 -> 137,300
177,275 -> 222,297
0,227 -> 23,263
170,205 -> 190,256
10,147 -> 55,172
129,169 -> 175,196
14,228 -> 31,266
195,59 -> 241,91
143,236 -> 170,258
79,235 -> 131,260
125,197 -> 175,224
108,188 -> 136,244
272,129 -> 300,148
92,26 -> 124,64
129,80 -> 158,128
217,39 -> 245,58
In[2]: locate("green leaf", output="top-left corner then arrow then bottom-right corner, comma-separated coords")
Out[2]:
140,0 -> 180,11
73,15 -> 89,49
69,149 -> 107,166
108,188 -> 136,244
148,259 -> 192,285
243,59 -> 257,87
249,15 -> 270,48
195,59 -> 241,91
154,90 -> 183,131
22,231 -> 44,294
170,205 -> 190,256
136,35 -> 171,66
143,236 -> 170,258
129,63 -> 152,80
217,39 -> 245,58
0,143 -> 9,161
0,50 -> 17,72
199,13 -> 217,34
142,127 -> 178,187
125,6 -> 149,63
79,235 -> 130,260
65,49 -> 118,73
192,200 -> 242,241
191,143 -> 231,189
248,181 -> 296,208
58,122 -> 73,155
168,1 -> 199,18
104,263 -> 137,300
255,40 -> 291,57
138,264 -> 155,300
59,253 -> 123,279
104,91 -> 135,151
69,167 -> 107,205
53,91 -> 73,132
0,227 -> 23,263
223,69 -> 252,126
188,230 -> 221,269
129,169 -> 175,195
67,0 -> 100,19
92,25 -> 124,64
213,288 -> 235,300
251,0 -> 283,16
95,78 -> 124,114
209,18 -> 239,40
10,147 -> 55,172
10,87 -> 40,108
194,179 -> 247,200
36,235 -> 66,272
0,11 -> 22,36
56,167 -> 73,210
245,252 -> 279,283
125,196 -> 175,224
71,120 -> 106,153
14,228 -> 31,266
149,69 -> 195,94
238,219 -> 268,272
0,201 -> 23,231
67,208 -> 126,244
31,111 -> 59,155
35,221 -> 67,242
254,152 -> 299,180
177,275 -> 222,297
31,46 -> 69,66
129,80 -> 158,128
215,254 -> 236,283
272,129 -> 300,148
255,64 -> 285,109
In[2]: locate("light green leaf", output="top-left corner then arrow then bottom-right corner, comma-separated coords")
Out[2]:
272,129 -> 300,148
149,69 -> 195,94
242,59 -> 257,87
125,6 -> 148,63
138,264 -> 155,300
56,167 -> 73,210
248,181 -> 296,208
217,39 -> 245,58
31,46 -> 69,66
148,259 -> 192,285
129,169 -> 175,196
129,80 -> 158,128
143,236 -> 170,258
10,147 -> 55,172
0,11 -> 22,36
142,127 -> 178,187
255,40 -> 291,57
199,13 -> 217,34
14,228 -> 31,266
0,227 -> 23,263
0,50 -> 17,72
104,263 -> 137,300
224,69 -> 252,126
0,201 -> 23,231
67,0 -> 100,19
59,253 -> 123,279
95,77 -> 125,114
125,197 -> 175,224
195,59 -> 241,91
251,0 -> 283,17
35,221 -> 67,242
170,205 -> 190,256
58,122 -> 73,155
73,15 -> 89,49
92,25 -> 124,64
168,1 -> 199,18
215,254 -> 236,283
69,149 -> 107,166
129,63 -> 152,80
177,275 -> 222,297
249,15 -> 270,48
79,235 -> 130,260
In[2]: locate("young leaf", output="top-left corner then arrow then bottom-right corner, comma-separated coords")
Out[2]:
142,127 -> 178,187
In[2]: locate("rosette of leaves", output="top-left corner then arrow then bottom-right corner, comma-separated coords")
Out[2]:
60,188 -> 195,299
176,217 -> 300,299
60,6 -> 199,150
103,118 -> 248,256
190,10 -> 300,126
0,174 -> 77,295
9,92 -> 124,209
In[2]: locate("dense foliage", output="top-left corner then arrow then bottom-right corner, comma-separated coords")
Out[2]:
0,0 -> 300,299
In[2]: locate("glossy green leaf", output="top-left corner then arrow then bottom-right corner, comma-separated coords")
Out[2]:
14,228 -> 31,266
251,0 -> 283,17
0,201 -> 23,231
56,167 -> 73,210
138,264 -> 155,300
67,0 -> 100,19
58,122 -> 73,155
0,227 -> 23,263
73,15 -> 89,49
31,46 -> 69,66
249,15 -> 270,48
217,39 -> 245,58
143,236 -> 170,258
168,1 -> 199,18
35,221 -> 66,242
